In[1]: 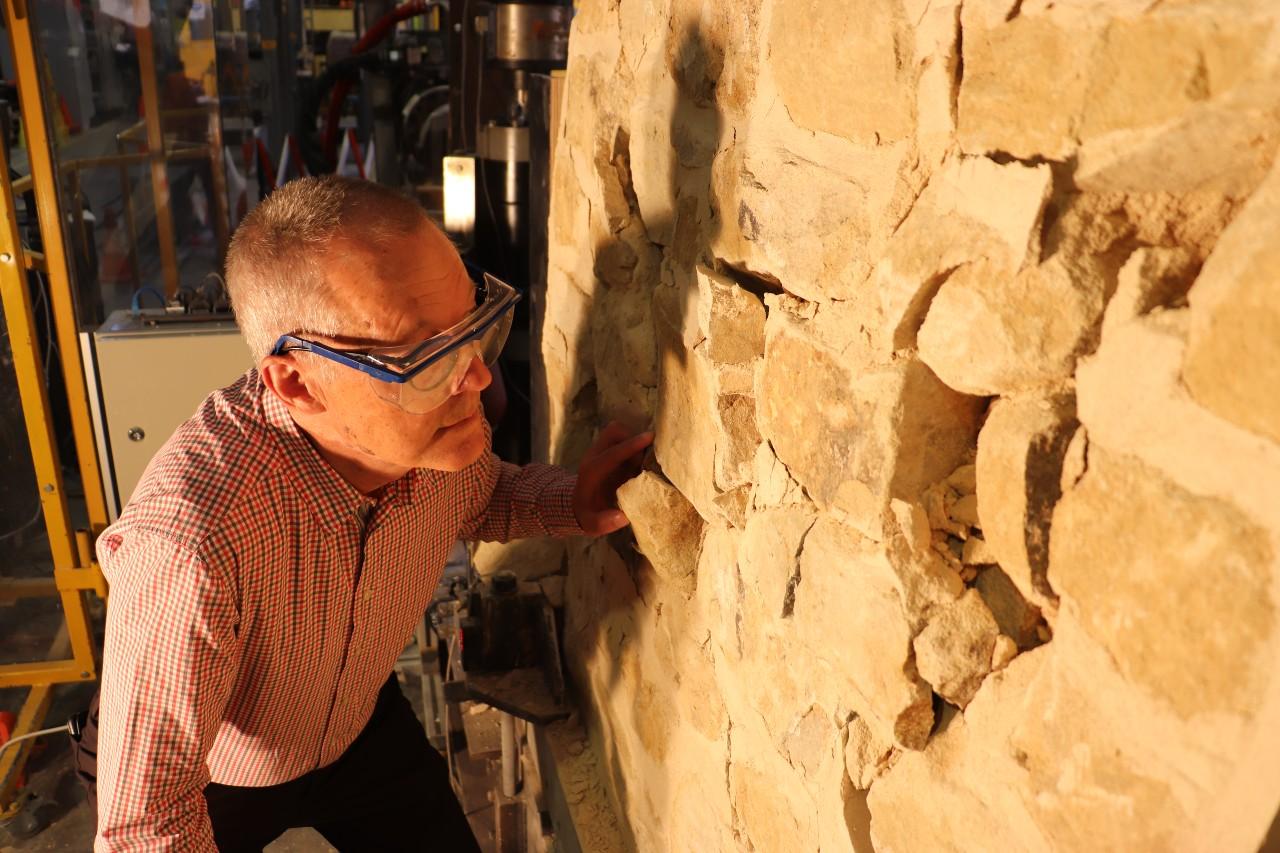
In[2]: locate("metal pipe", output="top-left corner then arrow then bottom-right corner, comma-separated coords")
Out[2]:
206,94 -> 231,259
4,0 -> 110,532
117,142 -> 142,289
135,24 -> 181,298
500,711 -> 517,798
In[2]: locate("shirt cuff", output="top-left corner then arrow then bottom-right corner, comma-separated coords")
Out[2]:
542,472 -> 587,537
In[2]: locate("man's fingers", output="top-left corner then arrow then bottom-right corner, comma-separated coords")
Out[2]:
586,421 -> 646,458
584,508 -> 629,535
587,431 -> 653,471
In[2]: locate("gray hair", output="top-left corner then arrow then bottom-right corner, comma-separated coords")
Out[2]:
225,175 -> 431,361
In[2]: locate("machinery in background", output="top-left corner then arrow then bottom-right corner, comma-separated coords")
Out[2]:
1,0 -> 576,842
83,307 -> 252,520
425,568 -> 573,852
444,0 -> 571,462
295,0 -> 452,188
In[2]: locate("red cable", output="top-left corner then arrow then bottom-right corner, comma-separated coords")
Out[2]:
321,0 -> 432,168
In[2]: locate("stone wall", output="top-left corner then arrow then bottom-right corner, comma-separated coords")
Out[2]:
537,1 -> 1280,849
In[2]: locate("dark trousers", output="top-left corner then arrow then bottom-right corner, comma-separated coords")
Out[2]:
75,676 -> 481,852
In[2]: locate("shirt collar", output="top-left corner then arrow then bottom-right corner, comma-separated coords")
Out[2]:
255,371 -> 415,530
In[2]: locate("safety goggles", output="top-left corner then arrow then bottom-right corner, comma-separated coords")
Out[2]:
272,272 -> 520,414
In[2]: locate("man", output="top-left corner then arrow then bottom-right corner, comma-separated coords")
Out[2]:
91,175 -> 650,851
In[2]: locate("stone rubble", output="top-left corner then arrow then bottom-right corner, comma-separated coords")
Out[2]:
913,588 -> 1002,709
615,470 -> 706,598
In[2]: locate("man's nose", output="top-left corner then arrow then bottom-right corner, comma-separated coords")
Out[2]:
455,354 -> 491,395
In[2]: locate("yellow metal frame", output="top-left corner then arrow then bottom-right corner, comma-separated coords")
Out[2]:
0,0 -> 233,818
0,0 -> 111,817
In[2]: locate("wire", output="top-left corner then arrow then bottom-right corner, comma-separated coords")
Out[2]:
0,723 -> 70,763
35,272 -> 55,375
473,29 -> 506,277
130,286 -> 166,314
0,502 -> 42,543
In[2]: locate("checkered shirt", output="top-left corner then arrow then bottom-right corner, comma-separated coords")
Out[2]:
93,369 -> 582,851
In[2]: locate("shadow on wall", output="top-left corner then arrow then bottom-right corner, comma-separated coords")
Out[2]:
553,20 -> 728,850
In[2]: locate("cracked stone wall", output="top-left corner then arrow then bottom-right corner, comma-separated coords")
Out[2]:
536,1 -> 1280,849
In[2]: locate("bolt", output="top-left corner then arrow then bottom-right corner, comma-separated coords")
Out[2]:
0,252 -> 12,263
42,483 -> 54,493
80,671 -> 90,678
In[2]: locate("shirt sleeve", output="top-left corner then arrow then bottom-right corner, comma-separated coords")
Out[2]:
94,530 -> 240,853
458,449 -> 586,542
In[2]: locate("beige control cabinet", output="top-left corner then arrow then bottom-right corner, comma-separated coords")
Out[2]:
90,311 -> 254,517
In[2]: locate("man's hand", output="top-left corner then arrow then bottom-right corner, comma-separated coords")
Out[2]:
572,422 -> 654,536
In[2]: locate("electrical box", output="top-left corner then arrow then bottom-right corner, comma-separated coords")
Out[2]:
87,311 -> 253,519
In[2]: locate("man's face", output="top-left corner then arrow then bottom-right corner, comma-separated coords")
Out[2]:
305,221 -> 492,473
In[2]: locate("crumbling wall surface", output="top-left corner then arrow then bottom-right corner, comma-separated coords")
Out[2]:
540,1 -> 1280,850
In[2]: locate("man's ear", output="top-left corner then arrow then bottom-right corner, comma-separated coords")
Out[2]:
260,355 -> 328,415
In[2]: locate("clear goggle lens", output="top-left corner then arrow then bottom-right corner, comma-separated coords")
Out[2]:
368,305 -> 514,414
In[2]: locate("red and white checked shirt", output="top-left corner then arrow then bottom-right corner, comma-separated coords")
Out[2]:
94,369 -> 582,851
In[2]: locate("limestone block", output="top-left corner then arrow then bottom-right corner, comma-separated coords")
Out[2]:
783,705 -> 835,782
652,308 -> 730,521
739,506 -> 818,623
792,518 -> 952,749
542,272 -> 600,466
626,39 -> 688,246
844,716 -> 895,790
616,472 -> 706,598
592,126 -> 640,237
958,5 -> 1102,159
697,266 -> 766,365
889,499 -> 932,556
1077,310 -> 1280,532
990,635 -> 1018,671
750,441 -> 810,510
1076,77 -> 1280,197
959,1 -> 1280,170
1074,12 -> 1280,196
699,522 -> 747,666
654,268 -> 766,521
713,394 -> 760,491
1014,636 -> 1205,848
768,0 -> 914,145
946,463 -> 977,495
874,156 -> 1052,352
917,253 -> 1110,396
1183,158 -> 1280,446
713,140 -> 909,304
759,306 -> 984,539
948,494 -> 980,528
868,652 -> 1053,852
1100,246 -> 1199,343
591,278 -> 659,425
975,394 -> 1078,609
973,565 -> 1042,649
914,588 -> 1001,708
913,0 -> 962,169
1048,448 -> 1275,719
961,535 -> 996,566
921,481 -> 967,540
472,539 -> 567,582
732,762 -> 815,852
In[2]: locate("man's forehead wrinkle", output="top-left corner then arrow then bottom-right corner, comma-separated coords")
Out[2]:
305,219 -> 472,347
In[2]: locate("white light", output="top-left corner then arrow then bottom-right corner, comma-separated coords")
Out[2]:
443,155 -> 476,241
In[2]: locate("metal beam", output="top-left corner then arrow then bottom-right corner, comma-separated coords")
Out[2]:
4,0 -> 110,533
